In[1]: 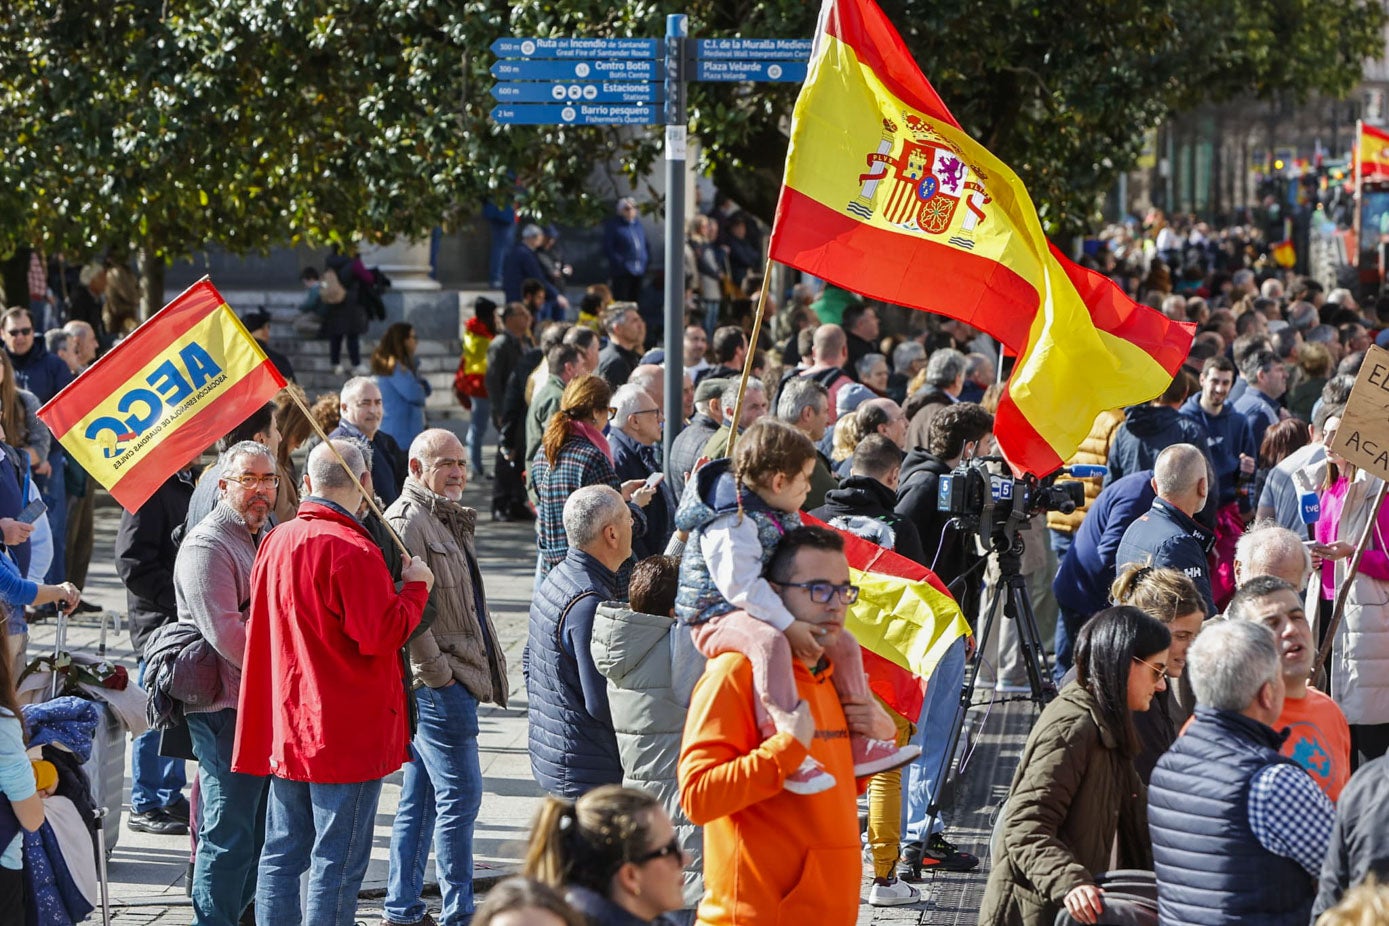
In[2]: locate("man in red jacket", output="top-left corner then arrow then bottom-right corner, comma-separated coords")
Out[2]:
233,439 -> 434,926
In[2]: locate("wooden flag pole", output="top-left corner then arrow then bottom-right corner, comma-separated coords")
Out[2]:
724,258 -> 776,461
1311,477 -> 1389,690
283,385 -> 412,561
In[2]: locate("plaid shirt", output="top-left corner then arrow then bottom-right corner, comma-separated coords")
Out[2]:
531,435 -> 645,574
1247,762 -> 1335,876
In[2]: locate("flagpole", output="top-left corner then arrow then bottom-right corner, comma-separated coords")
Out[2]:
284,386 -> 412,560
1355,119 -> 1363,260
724,258 -> 776,461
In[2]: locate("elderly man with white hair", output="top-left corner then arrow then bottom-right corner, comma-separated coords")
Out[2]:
382,429 -> 508,926
1148,620 -> 1333,925
1233,521 -> 1313,591
331,376 -> 405,506
610,383 -> 675,559
604,197 -> 650,301
525,485 -> 634,798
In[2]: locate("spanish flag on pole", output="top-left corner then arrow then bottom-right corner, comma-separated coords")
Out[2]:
1357,121 -> 1389,181
38,280 -> 286,511
770,0 -> 1195,476
804,514 -> 970,722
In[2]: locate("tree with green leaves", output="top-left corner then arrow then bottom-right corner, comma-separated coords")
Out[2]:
0,0 -> 1380,311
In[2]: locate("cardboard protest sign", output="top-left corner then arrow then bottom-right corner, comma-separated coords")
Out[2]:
1327,343 -> 1389,482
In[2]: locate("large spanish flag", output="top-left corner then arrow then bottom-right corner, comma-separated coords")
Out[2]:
1358,121 -> 1389,181
804,514 -> 970,722
39,280 -> 286,511
770,0 -> 1194,476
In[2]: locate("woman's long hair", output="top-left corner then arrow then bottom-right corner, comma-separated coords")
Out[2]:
0,624 -> 26,742
523,785 -> 662,896
273,384 -> 313,469
0,350 -> 28,449
543,374 -> 612,466
370,322 -> 415,376
1074,605 -> 1172,757
1259,418 -> 1309,471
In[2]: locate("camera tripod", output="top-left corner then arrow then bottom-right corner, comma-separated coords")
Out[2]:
920,528 -> 1056,839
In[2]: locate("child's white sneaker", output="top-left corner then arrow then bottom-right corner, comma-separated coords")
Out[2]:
852,736 -> 921,777
783,755 -> 836,795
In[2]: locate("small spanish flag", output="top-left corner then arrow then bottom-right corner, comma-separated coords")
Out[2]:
1358,121 -> 1389,181
1272,240 -> 1296,269
769,0 -> 1195,476
38,280 -> 286,511
805,514 -> 971,723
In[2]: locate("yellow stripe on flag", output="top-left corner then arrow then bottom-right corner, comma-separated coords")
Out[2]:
783,30 -> 1175,464
63,304 -> 269,487
846,566 -> 972,679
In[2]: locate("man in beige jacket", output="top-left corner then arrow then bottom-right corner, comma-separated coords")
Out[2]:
382,428 -> 509,926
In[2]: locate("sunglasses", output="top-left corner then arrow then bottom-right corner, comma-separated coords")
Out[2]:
1132,655 -> 1168,682
633,836 -> 682,864
5,328 -> 31,337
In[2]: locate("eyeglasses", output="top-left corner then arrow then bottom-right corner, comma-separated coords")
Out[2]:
607,407 -> 618,420
1132,655 -> 1168,682
5,328 -> 31,337
228,473 -> 280,489
633,836 -> 682,865
630,408 -> 662,418
773,580 -> 860,604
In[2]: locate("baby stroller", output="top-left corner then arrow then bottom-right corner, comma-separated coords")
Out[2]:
16,610 -> 144,926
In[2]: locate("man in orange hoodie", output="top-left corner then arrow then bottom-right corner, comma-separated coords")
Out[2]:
679,526 -> 895,924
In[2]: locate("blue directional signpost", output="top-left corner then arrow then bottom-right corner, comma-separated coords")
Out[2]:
488,21 -> 812,460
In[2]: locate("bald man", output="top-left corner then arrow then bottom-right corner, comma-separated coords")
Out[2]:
1116,443 -> 1216,616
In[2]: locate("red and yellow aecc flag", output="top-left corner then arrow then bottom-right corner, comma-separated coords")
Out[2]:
38,280 -> 286,511
770,0 -> 1195,476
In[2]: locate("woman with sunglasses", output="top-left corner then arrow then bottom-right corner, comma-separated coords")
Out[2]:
532,375 -> 655,582
980,606 -> 1171,926
523,784 -> 686,926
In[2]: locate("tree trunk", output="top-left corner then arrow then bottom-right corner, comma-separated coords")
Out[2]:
137,247 -> 165,321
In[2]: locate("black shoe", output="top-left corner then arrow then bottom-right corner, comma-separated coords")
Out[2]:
128,809 -> 189,836
492,508 -> 515,522
74,599 -> 104,614
163,797 -> 191,825
897,833 -> 979,880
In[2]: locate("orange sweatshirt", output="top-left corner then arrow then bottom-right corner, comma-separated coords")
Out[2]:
679,652 -> 862,926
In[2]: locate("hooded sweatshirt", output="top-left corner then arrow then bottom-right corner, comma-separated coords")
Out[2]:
1104,404 -> 1209,489
811,475 -> 927,566
1179,395 -> 1257,506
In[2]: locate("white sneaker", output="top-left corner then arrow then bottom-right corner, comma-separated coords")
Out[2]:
353,363 -> 372,376
333,363 -> 347,376
783,756 -> 836,795
868,876 -> 921,907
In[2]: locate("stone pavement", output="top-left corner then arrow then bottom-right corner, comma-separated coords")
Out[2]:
30,436 -> 1032,924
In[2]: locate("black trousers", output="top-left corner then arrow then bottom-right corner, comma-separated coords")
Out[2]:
611,273 -> 643,302
491,447 -> 528,515
1350,722 -> 1389,771
0,864 -> 23,924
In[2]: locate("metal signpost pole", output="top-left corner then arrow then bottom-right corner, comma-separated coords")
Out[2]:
662,13 -> 689,459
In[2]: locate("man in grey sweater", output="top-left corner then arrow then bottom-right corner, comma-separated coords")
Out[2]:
174,439 -> 277,926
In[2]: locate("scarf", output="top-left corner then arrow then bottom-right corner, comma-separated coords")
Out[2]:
573,420 -> 613,464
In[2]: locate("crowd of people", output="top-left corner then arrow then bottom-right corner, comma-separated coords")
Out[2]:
4,204 -> 1389,926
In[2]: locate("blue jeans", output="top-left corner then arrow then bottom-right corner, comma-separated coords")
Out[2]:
901,636 -> 966,844
256,776 -> 384,926
385,683 -> 482,926
1047,528 -> 1073,561
187,709 -> 268,926
466,397 -> 491,475
131,661 -> 187,814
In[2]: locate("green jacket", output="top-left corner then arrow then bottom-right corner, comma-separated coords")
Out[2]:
979,683 -> 1151,926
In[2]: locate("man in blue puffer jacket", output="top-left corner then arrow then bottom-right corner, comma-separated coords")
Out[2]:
524,485 -> 631,798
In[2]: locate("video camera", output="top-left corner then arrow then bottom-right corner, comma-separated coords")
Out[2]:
936,456 -> 1087,550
